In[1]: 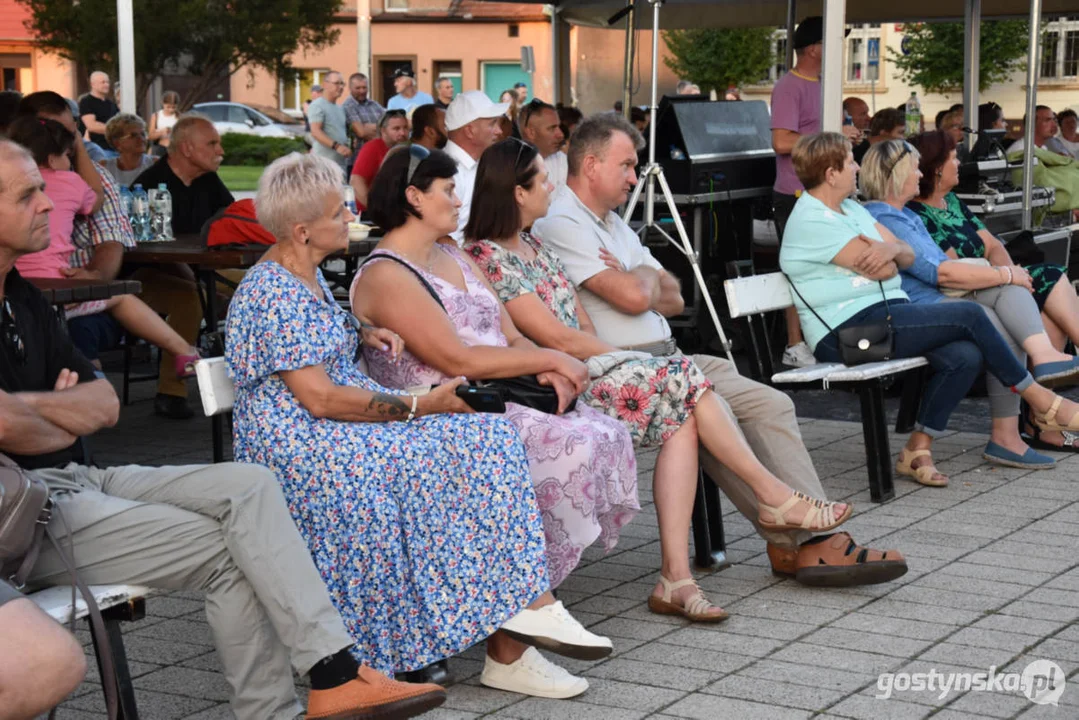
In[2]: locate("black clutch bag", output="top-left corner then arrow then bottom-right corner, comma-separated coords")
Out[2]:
477,376 -> 576,415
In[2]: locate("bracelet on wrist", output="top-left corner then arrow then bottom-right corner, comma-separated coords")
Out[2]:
1004,266 -> 1013,285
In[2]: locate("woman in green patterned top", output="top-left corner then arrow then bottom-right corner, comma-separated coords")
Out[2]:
909,130 -> 1079,451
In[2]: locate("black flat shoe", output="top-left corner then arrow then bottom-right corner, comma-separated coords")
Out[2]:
399,660 -> 452,687
154,393 -> 195,419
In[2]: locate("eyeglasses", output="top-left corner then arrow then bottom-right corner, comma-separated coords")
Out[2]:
2,299 -> 25,366
405,143 -> 431,186
886,142 -> 914,177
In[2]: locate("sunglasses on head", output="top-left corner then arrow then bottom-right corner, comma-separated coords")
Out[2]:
886,141 -> 915,177
405,143 -> 430,186
509,137 -> 535,169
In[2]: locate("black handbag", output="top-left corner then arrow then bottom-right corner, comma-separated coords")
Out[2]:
476,376 -> 575,415
362,252 -> 571,414
785,274 -> 895,366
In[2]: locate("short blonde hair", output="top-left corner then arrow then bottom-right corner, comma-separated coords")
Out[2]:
255,152 -> 343,241
104,113 -> 146,147
860,139 -> 921,201
791,132 -> 850,190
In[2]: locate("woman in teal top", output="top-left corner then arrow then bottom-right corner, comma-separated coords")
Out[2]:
779,132 -> 1079,488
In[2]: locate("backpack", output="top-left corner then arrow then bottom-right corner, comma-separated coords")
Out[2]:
201,199 -> 276,248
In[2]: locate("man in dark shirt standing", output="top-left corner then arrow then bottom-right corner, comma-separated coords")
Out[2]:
132,115 -> 234,234
78,71 -> 120,153
0,138 -> 446,720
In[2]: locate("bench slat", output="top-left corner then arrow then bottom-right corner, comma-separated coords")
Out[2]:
31,584 -> 150,623
724,272 -> 793,318
771,363 -> 846,383
772,358 -> 929,385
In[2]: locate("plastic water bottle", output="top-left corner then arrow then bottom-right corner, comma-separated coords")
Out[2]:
905,92 -> 922,137
150,183 -> 173,242
130,184 -> 151,242
118,186 -> 133,218
343,185 -> 358,216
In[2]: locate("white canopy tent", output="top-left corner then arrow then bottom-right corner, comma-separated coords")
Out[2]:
478,0 -> 1069,229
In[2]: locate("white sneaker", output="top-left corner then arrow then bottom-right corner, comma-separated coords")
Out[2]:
480,647 -> 589,699
500,601 -> 613,660
782,341 -> 817,368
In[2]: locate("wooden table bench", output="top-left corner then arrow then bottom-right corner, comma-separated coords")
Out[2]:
31,278 -> 143,305
724,271 -> 928,503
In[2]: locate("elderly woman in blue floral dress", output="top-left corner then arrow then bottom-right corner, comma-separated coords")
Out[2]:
462,139 -> 861,624
224,152 -> 613,700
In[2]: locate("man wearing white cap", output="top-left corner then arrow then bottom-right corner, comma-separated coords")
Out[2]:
444,90 -> 509,244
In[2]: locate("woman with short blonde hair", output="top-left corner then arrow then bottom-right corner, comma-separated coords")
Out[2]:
103,113 -> 154,185
780,131 -> 1079,487
225,151 -> 616,695
862,139 -> 1079,466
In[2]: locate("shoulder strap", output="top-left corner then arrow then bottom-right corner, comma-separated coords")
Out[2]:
362,252 -> 446,311
782,272 -> 836,336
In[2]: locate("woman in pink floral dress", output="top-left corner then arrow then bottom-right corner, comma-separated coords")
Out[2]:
351,145 -> 639,592
463,139 -> 854,623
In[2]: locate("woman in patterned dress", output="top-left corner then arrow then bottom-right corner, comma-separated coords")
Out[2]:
351,147 -> 640,594
458,138 -> 858,621
225,152 -> 615,700
907,130 -> 1079,450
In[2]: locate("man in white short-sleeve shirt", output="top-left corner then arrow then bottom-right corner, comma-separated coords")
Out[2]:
534,113 -> 904,588
444,91 -> 509,244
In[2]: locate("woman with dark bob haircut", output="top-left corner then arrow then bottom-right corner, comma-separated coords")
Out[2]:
354,144 -> 638,697
779,132 -> 1079,488
907,130 -> 1079,449
464,139 -> 883,610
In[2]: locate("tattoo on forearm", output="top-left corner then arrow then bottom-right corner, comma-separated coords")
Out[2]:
366,392 -> 409,418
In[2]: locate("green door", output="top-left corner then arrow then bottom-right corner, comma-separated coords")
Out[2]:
482,62 -> 530,103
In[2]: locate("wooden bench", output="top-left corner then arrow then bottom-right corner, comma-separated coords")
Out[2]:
194,358 -> 729,570
724,271 -> 929,502
31,583 -> 150,719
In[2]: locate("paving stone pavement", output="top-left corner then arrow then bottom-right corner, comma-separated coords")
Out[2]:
53,375 -> 1078,719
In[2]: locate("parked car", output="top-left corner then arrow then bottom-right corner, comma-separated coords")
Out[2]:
193,102 -> 305,138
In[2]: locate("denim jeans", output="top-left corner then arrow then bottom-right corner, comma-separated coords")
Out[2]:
814,299 -> 1034,437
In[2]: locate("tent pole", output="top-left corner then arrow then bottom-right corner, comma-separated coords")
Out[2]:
116,0 -> 136,114
1021,0 -> 1041,230
786,0 -> 797,71
820,0 -> 846,131
622,1 -> 636,118
962,0 -> 980,150
551,6 -> 561,105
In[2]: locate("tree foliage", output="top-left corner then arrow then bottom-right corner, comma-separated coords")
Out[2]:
663,28 -> 777,94
889,21 -> 1030,93
17,0 -> 341,109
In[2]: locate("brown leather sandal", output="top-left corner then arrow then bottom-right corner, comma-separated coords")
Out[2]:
647,576 -> 729,623
780,532 -> 908,587
896,448 -> 948,487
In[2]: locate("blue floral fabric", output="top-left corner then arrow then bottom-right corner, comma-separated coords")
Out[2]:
225,260 -> 548,674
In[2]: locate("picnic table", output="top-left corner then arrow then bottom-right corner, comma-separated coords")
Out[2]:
31,278 -> 143,305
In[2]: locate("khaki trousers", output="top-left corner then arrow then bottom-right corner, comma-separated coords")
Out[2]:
28,462 -> 354,720
129,267 -> 202,398
691,354 -> 827,548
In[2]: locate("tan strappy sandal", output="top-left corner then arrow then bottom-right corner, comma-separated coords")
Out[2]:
1033,396 -> 1079,434
896,448 -> 948,487
757,491 -> 852,533
647,576 -> 729,623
